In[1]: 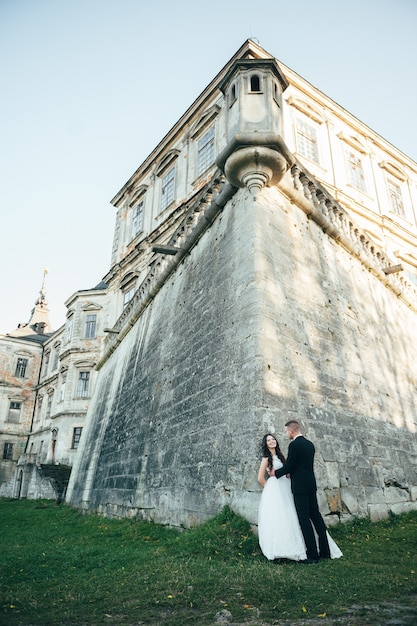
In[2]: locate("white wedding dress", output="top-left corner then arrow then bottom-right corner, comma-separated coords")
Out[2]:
258,455 -> 343,561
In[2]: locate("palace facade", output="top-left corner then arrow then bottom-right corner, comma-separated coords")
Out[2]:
2,40 -> 417,525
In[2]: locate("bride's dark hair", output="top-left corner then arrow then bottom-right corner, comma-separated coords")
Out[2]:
261,433 -> 286,468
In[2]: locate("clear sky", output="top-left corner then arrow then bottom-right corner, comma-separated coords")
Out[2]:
1,0 -> 416,335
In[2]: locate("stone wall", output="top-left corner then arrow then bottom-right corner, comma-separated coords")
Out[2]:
67,184 -> 417,526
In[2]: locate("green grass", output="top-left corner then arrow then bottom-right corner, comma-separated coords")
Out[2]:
1,498 -> 416,625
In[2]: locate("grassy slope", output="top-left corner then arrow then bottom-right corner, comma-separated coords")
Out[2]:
1,499 -> 416,625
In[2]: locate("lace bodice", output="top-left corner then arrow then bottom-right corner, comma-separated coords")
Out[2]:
272,454 -> 283,470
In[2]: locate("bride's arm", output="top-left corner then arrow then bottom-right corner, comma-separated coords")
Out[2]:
257,457 -> 269,487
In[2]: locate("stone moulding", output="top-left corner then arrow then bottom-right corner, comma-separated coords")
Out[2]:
99,160 -> 417,370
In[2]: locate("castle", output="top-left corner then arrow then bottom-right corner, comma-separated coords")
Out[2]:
2,40 -> 417,527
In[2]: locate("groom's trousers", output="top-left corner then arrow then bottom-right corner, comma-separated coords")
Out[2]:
294,493 -> 330,560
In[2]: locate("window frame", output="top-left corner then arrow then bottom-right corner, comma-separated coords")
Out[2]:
131,198 -> 144,239
59,374 -> 67,402
72,427 -> 83,449
249,74 -> 262,93
8,401 -> 22,423
85,313 -> 97,339
76,371 -> 90,398
345,148 -> 367,193
387,178 -> 406,218
160,166 -> 175,212
15,357 -> 28,378
45,391 -> 54,418
3,442 -> 14,460
295,116 -> 320,164
197,125 -> 216,176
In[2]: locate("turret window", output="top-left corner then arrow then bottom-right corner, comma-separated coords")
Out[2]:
250,75 -> 261,92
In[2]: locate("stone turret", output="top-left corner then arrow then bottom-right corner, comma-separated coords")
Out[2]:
216,58 -> 294,196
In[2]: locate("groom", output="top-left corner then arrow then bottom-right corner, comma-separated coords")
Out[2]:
271,420 -> 330,564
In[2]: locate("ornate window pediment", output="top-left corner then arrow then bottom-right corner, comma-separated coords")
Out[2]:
120,271 -> 139,290
287,96 -> 325,124
190,105 -> 220,139
337,131 -> 368,155
74,359 -> 95,368
155,150 -> 180,177
82,303 -> 102,312
15,349 -> 32,358
129,185 -> 148,207
379,160 -> 407,182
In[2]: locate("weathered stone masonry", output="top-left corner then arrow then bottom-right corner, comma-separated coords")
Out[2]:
67,163 -> 417,527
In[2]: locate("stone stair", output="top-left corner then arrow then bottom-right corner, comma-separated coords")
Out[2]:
38,464 -> 72,503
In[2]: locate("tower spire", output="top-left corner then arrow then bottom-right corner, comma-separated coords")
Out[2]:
8,268 -> 53,338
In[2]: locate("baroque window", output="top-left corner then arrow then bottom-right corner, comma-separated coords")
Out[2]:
3,443 -> 13,460
387,180 -> 405,218
72,427 -> 83,449
345,149 -> 366,193
161,167 -> 175,211
36,395 -> 43,420
46,392 -> 54,418
295,118 -> 319,164
197,126 -> 215,175
77,371 -> 90,398
59,374 -> 66,402
85,314 -> 97,339
121,272 -> 137,308
52,344 -> 61,371
66,316 -> 74,343
43,351 -> 50,377
15,357 -> 28,378
8,401 -> 21,423
131,199 -> 144,238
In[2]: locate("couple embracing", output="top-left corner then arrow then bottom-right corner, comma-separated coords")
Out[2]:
257,420 -> 342,563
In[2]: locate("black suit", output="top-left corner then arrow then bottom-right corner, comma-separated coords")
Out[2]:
275,435 -> 330,560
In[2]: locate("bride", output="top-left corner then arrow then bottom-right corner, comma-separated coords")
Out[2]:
257,433 -> 342,561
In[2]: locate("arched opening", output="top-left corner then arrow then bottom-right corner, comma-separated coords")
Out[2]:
250,75 -> 261,92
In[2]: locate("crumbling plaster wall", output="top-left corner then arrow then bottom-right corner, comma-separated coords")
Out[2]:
67,185 -> 417,526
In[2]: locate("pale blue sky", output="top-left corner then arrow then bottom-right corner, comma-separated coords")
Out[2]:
1,0 -> 416,334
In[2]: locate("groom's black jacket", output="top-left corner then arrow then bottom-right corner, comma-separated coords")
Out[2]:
274,435 -> 317,495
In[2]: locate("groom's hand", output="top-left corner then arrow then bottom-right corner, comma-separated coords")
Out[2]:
267,468 -> 275,477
